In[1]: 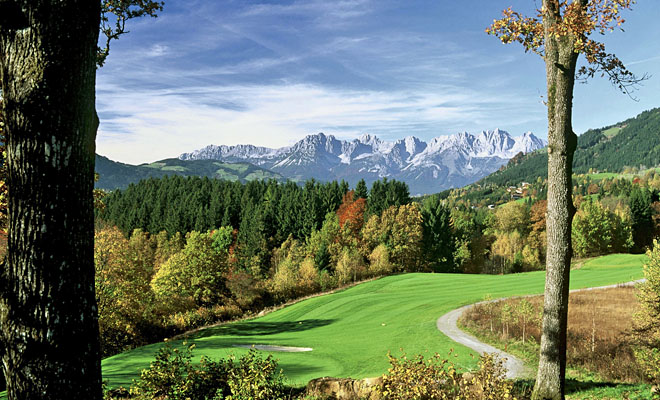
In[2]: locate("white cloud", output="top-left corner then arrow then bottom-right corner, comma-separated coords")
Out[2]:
96,80 -> 544,164
145,44 -> 169,57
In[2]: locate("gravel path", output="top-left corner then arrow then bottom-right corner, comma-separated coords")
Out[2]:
436,279 -> 645,379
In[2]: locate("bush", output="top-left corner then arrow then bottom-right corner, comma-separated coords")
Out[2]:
167,304 -> 242,331
270,257 -> 299,301
633,240 -> 660,383
124,344 -> 285,400
298,257 -> 320,295
377,351 -> 515,400
225,268 -> 266,310
369,244 -> 393,276
226,349 -> 286,400
129,343 -> 229,400
335,248 -> 366,285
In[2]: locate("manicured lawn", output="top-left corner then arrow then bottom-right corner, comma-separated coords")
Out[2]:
102,253 -> 646,389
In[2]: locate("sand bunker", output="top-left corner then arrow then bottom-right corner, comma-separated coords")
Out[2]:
232,344 -> 313,352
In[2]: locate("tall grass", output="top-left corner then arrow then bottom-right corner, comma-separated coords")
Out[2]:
459,286 -> 648,383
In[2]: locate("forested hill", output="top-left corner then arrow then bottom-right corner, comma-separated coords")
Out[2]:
480,107 -> 660,187
95,155 -> 284,190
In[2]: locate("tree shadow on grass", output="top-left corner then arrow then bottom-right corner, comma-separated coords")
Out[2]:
189,319 -> 336,339
510,378 -> 650,399
565,378 -> 649,394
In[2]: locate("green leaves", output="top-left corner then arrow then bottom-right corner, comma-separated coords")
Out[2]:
98,0 -> 164,67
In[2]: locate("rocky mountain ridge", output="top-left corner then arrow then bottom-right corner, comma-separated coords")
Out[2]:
179,130 -> 546,194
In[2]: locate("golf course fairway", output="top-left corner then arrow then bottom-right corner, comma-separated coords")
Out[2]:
102,253 -> 647,388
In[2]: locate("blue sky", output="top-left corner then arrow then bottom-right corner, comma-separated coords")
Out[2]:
96,0 -> 660,164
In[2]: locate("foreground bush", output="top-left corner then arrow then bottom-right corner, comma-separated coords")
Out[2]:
633,240 -> 660,384
109,344 -> 286,400
377,351 -> 516,400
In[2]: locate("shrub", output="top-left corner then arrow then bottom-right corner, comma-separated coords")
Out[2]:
226,349 -> 286,400
369,244 -> 393,276
270,257 -> 299,301
318,269 -> 336,292
377,350 -> 515,400
126,344 -> 285,400
335,248 -> 366,285
167,304 -> 242,332
129,343 -> 229,400
378,351 -> 459,399
298,257 -> 320,295
225,268 -> 265,310
633,240 -> 660,383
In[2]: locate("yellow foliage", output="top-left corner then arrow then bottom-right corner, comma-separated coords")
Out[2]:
369,244 -> 393,276
335,248 -> 366,285
298,257 -> 320,295
633,240 -> 660,383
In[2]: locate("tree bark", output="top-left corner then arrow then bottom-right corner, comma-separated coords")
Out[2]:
0,1 -> 102,399
532,1 -> 581,399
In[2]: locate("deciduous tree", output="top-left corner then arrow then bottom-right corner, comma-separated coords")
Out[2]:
632,240 -> 660,383
488,1 -> 643,398
0,2 -> 102,397
0,1 -> 162,397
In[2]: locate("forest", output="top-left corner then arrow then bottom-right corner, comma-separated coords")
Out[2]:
478,107 -> 660,188
92,170 -> 660,359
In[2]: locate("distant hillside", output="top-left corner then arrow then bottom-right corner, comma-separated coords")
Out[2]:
481,107 -> 660,187
95,155 -> 285,190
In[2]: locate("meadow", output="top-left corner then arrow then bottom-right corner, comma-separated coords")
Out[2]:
102,253 -> 647,390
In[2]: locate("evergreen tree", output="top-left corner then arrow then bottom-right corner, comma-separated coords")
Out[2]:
420,196 -> 457,272
630,186 -> 653,251
354,179 -> 368,200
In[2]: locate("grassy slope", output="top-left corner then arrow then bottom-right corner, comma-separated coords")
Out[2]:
102,254 -> 646,389
95,155 -> 285,190
480,107 -> 660,188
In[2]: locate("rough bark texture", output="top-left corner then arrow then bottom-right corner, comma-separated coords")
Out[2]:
0,1 -> 102,399
531,1 -> 581,399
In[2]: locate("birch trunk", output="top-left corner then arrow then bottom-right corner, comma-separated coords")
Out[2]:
532,1 -> 581,399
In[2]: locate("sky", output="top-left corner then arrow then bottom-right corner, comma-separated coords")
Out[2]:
96,0 -> 660,164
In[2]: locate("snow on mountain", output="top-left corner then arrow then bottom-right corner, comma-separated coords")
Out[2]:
178,130 -> 546,194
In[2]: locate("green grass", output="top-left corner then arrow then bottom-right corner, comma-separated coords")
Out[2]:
161,166 -> 188,172
218,163 -> 249,173
101,253 -> 646,390
602,126 -> 623,138
579,167 -> 660,182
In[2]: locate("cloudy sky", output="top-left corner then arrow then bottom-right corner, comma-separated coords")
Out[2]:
96,0 -> 660,164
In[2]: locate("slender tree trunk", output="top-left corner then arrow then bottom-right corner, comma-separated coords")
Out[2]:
0,1 -> 102,399
532,1 -> 581,399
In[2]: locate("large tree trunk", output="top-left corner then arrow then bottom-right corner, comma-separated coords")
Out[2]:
0,1 -> 102,399
532,1 -> 580,399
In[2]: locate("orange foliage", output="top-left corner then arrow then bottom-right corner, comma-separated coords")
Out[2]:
486,0 -> 641,94
336,190 -> 366,237
530,200 -> 547,233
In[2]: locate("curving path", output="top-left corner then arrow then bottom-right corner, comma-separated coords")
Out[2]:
436,279 -> 645,379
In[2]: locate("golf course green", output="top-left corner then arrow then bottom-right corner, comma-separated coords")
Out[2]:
101,253 -> 647,389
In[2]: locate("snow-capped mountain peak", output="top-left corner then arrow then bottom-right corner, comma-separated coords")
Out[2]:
179,129 -> 546,194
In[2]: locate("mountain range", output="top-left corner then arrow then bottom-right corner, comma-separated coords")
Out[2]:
178,130 -> 545,195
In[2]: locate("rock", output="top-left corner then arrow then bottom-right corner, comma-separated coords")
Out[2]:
306,376 -> 383,399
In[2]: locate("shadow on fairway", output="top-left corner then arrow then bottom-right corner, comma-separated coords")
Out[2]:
565,378 -> 640,393
190,319 -> 336,338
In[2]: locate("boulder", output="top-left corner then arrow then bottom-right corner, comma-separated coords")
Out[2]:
306,376 -> 383,399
